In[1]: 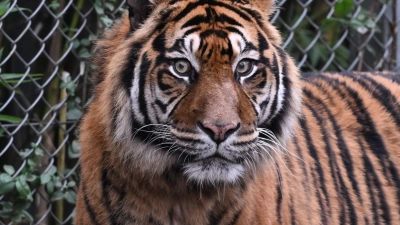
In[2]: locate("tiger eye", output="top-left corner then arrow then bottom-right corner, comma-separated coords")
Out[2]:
174,59 -> 192,75
236,59 -> 253,76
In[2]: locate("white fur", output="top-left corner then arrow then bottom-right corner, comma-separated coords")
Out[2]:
130,56 -> 146,124
183,159 -> 245,185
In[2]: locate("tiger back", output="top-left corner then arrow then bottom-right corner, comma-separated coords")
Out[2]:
75,0 -> 400,224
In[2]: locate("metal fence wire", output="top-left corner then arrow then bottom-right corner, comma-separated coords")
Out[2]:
0,0 -> 399,224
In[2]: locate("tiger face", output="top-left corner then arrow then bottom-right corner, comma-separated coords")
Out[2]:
107,0 -> 301,185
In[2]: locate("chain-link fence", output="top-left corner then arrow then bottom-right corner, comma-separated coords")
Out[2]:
0,0 -> 398,224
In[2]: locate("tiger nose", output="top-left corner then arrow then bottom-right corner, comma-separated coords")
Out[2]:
198,122 -> 240,144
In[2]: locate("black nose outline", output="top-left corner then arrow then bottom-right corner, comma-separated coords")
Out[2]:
197,122 -> 240,144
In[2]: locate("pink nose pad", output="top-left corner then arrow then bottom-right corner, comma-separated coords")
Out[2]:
199,122 -> 240,144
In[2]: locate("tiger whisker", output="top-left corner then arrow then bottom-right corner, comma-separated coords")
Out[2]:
257,128 -> 304,164
261,145 -> 283,193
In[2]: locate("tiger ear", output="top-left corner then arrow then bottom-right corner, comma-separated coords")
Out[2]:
126,0 -> 154,31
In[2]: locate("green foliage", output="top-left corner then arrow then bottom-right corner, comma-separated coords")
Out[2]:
60,72 -> 83,121
0,50 -> 42,136
48,0 -> 60,11
72,34 -> 96,59
0,73 -> 42,89
0,53 -> 43,136
280,0 -> 383,71
325,0 -> 380,34
0,114 -> 22,124
71,0 -> 123,60
0,0 -> 119,223
94,0 -> 115,28
0,144 -> 77,223
0,0 -> 30,16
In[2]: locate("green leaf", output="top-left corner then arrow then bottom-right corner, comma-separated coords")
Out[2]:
49,0 -> 60,10
104,2 -> 115,11
101,16 -> 113,27
48,166 -> 57,175
22,210 -> 34,222
18,174 -> 27,186
0,114 -> 23,123
27,158 -> 37,168
0,0 -> 10,17
55,180 -> 62,188
10,7 -> 31,14
26,174 -> 38,183
80,38 -> 90,46
72,39 -> 80,49
64,190 -> 77,204
78,48 -> 91,58
11,212 -> 23,223
334,0 -> 354,18
0,210 -> 12,218
19,149 -> 30,158
0,73 -> 42,82
94,3 -> 104,15
75,96 -> 81,104
68,140 -> 81,159
51,191 -> 64,201
46,179 -> 55,194
326,17 -> 351,26
0,173 -> 13,183
26,191 -> 34,202
0,0 -> 31,17
67,108 -> 82,120
67,181 -> 76,187
15,176 -> 30,198
3,165 -> 15,175
0,201 -> 13,210
0,48 -> 3,60
34,147 -> 43,156
40,173 -> 51,184
0,181 -> 14,195
88,34 -> 97,41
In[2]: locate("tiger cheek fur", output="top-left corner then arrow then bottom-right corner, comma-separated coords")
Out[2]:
75,0 -> 400,224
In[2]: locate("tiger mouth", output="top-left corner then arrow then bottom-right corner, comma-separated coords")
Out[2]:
191,153 -> 243,164
173,150 -> 245,165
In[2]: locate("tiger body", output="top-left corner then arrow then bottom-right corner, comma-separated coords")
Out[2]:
76,0 -> 400,224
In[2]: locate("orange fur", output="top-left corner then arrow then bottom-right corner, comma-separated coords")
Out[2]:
76,1 -> 400,224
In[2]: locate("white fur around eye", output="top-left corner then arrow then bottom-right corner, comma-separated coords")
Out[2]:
165,34 -> 200,73
229,33 -> 259,80
185,34 -> 201,54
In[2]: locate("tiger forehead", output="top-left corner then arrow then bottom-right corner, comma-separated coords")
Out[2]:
163,1 -> 260,40
193,33 -> 243,61
162,6 -> 261,58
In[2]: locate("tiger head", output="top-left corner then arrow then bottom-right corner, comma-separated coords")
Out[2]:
91,0 -> 302,186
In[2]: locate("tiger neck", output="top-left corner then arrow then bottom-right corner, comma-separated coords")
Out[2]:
105,149 -> 249,224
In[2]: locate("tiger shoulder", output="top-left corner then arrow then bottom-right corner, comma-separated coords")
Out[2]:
75,0 -> 400,224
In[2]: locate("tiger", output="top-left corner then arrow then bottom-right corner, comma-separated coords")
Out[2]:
75,0 -> 400,224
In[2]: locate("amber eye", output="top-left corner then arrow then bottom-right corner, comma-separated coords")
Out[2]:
174,59 -> 192,75
236,59 -> 253,76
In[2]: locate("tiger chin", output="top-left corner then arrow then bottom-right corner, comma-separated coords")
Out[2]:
75,0 -> 400,224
